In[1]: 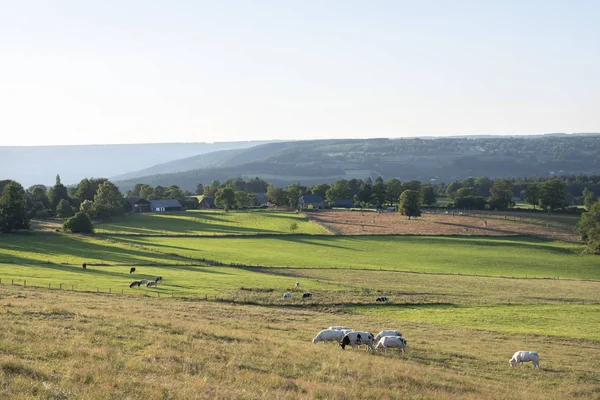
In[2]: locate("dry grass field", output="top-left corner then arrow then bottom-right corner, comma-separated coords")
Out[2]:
308,211 -> 579,242
2,285 -> 600,400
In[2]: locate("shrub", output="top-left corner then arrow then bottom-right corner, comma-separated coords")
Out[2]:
63,212 -> 94,234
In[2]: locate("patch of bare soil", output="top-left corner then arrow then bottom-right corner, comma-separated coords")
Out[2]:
307,211 -> 580,242
29,219 -> 63,232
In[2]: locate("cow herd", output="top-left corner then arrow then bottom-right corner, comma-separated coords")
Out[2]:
313,327 -> 407,354
129,276 -> 163,288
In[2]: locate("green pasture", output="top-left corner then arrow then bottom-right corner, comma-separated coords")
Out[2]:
0,263 -> 339,296
94,210 -> 329,235
108,235 -> 600,280
352,303 -> 600,341
0,233 -> 184,266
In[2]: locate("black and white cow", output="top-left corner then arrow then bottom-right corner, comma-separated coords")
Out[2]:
130,267 -> 136,274
376,296 -> 389,302
302,293 -> 313,299
339,331 -> 375,352
129,281 -> 141,288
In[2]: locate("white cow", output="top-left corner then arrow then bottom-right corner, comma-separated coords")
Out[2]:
376,336 -> 407,353
374,330 -> 403,342
283,292 -> 292,299
339,331 -> 375,352
139,279 -> 149,285
146,281 -> 157,287
312,329 -> 351,344
509,351 -> 540,369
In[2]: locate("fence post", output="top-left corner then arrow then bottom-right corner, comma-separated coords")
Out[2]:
97,287 -> 99,293
60,283 -> 62,290
12,279 -> 14,285
109,288 -> 111,294
71,285 -> 74,291
24,280 -> 26,287
49,283 -> 51,289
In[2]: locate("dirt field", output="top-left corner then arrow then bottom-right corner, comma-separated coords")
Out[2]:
308,210 -> 580,242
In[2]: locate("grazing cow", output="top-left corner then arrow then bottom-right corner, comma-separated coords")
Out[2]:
82,263 -> 87,270
155,276 -> 163,282
374,330 -> 402,342
295,282 -> 300,288
376,296 -> 389,302
510,351 -> 540,369
302,293 -> 313,299
312,329 -> 350,344
339,331 -> 375,352
139,279 -> 148,285
129,281 -> 141,288
328,326 -> 352,331
283,292 -> 292,299
376,336 -> 407,353
147,281 -> 157,288
130,267 -> 136,274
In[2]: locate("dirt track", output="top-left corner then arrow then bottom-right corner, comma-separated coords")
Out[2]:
307,210 -> 579,242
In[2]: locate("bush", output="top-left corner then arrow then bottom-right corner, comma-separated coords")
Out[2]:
63,212 -> 94,234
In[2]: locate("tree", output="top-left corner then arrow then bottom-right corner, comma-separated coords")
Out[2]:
56,199 -> 74,218
524,184 -> 540,209
63,211 -> 94,234
80,199 -> 93,213
473,176 -> 492,197
266,185 -> 287,206
489,180 -> 515,210
151,185 -> 166,200
325,180 -> 351,205
47,174 -> 70,210
165,185 -> 186,203
246,177 -> 269,194
356,178 -> 373,206
91,181 -> 124,220
539,179 -> 567,211
399,190 -> 422,219
384,179 -> 403,206
28,185 -> 49,209
234,191 -> 253,208
216,188 -> 235,210
402,180 -> 422,193
195,183 -> 204,195
75,178 -> 95,202
138,184 -> 154,200
577,199 -> 600,254
285,182 -> 307,207
445,181 -> 463,199
421,185 -> 437,206
204,180 -> 221,198
583,188 -> 598,211
0,181 -> 30,233
310,184 -> 330,199
372,177 -> 386,208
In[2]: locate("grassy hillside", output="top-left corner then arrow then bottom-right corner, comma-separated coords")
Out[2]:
107,235 -> 600,280
95,210 -> 329,236
1,285 -> 599,399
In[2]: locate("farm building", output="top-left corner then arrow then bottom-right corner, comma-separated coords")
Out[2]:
125,197 -> 151,213
298,194 -> 326,210
150,199 -> 183,212
199,197 -> 215,209
332,199 -> 354,208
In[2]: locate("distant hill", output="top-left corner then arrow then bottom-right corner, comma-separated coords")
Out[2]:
1,141 -> 271,187
114,134 -> 600,191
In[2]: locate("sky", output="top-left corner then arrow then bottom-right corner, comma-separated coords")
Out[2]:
1,0 -> 599,146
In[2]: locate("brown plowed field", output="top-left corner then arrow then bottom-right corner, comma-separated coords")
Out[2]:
307,210 -> 580,242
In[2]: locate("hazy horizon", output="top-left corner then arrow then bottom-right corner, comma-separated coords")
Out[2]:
1,1 -> 599,146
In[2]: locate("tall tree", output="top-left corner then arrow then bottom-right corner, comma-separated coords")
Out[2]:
47,174 -> 70,210
421,185 -> 437,206
266,185 -> 287,206
325,180 -> 351,205
195,183 -> 204,195
399,190 -> 422,220
204,180 -> 221,198
28,185 -> 49,209
583,188 -> 598,211
215,188 -> 235,210
91,181 -> 125,220
445,181 -> 463,199
524,184 -> 540,209
356,178 -> 373,206
285,182 -> 307,207
384,179 -> 403,206
246,177 -> 269,193
0,181 -> 30,233
539,179 -> 567,211
489,180 -> 515,210
577,199 -> 600,254
372,177 -> 387,208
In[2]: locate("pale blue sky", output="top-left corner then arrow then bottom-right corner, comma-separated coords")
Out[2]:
1,1 -> 598,146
